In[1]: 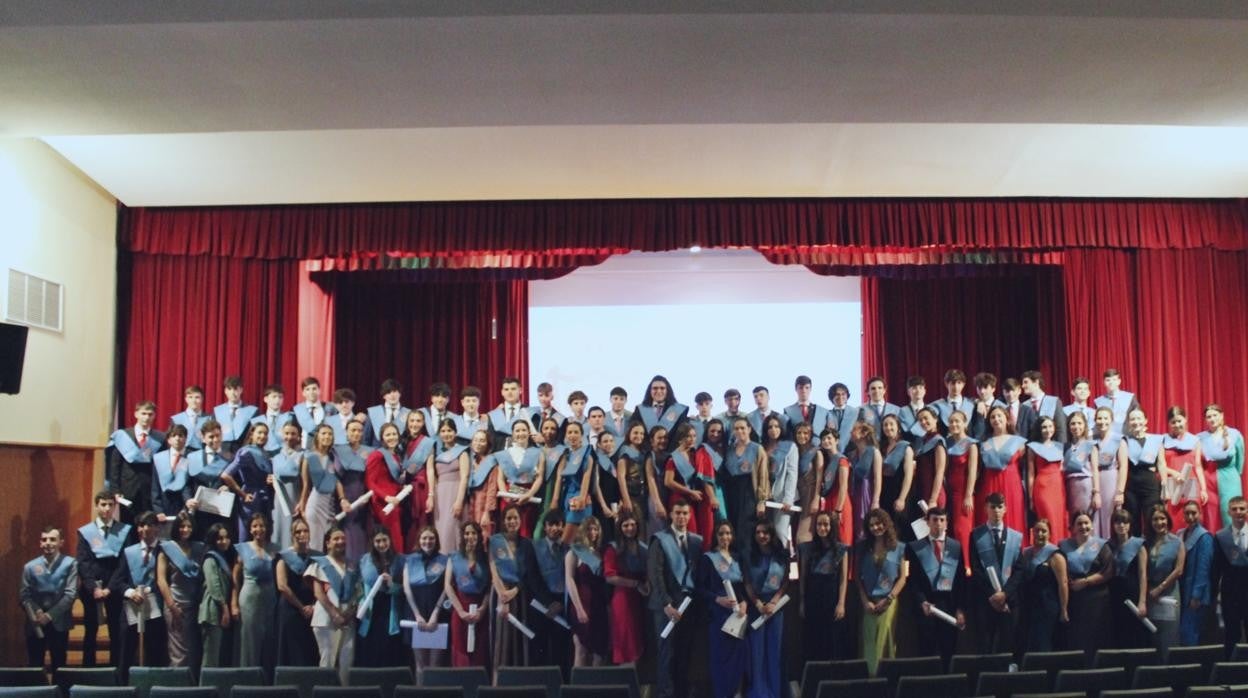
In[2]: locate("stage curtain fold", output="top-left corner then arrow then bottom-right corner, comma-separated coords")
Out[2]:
861,268 -> 1069,405
119,198 -> 1248,259
1061,249 -> 1141,398
116,253 -> 300,425
332,279 -> 528,410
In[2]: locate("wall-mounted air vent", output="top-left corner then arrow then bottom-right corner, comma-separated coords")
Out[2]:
6,268 -> 63,333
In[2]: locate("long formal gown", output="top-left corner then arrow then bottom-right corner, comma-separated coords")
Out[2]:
467,454 -> 500,537
235,541 -> 279,669
303,452 -> 340,554
403,551 -> 447,656
489,533 -> 532,669
945,438 -> 977,570
561,446 -> 594,525
448,552 -> 490,668
1199,428 -> 1244,529
270,449 -> 304,550
698,549 -> 749,698
795,447 -> 820,543
570,545 -> 609,658
1029,440 -> 1068,541
879,443 -> 913,537
850,445 -> 877,543
1063,440 -> 1097,521
161,541 -> 204,667
722,442 -> 763,552
603,540 -> 647,664
1146,533 -> 1182,653
276,548 -> 320,666
1015,544 -> 1061,653
355,553 -> 406,667
1061,536 -> 1114,656
1095,433 -> 1124,538
334,444 -> 374,560
799,540 -> 849,661
819,452 -> 854,546
1164,434 -> 1203,525
912,435 -> 948,520
198,550 -> 234,668
976,436 -> 1027,533
434,443 -> 469,554
858,541 -> 906,674
666,450 -> 713,542
1108,536 -> 1148,649
365,448 -> 410,553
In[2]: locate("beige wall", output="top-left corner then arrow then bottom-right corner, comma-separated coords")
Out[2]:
0,138 -> 117,447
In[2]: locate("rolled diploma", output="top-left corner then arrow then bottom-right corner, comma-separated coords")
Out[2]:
356,575 -> 386,620
336,491 -> 374,521
660,596 -> 692,639
506,612 -> 536,640
498,490 -> 542,504
723,579 -> 738,602
1171,463 -> 1193,504
918,500 -> 930,513
25,606 -> 44,639
529,598 -> 571,629
383,484 -> 413,515
764,501 -> 802,513
467,603 -> 478,652
1124,600 -> 1158,633
115,494 -> 133,508
929,605 -> 960,628
750,593 -> 791,630
272,483 -> 292,518
987,567 -> 1003,593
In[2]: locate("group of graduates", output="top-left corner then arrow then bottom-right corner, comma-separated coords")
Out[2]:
18,369 -> 1248,698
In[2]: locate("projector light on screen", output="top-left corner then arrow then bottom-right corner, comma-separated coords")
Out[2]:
528,250 -> 862,414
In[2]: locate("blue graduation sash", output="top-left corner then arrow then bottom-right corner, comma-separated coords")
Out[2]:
910,538 -> 959,592
1127,434 -> 1163,466
725,442 -> 761,476
1215,528 -> 1248,567
454,413 -> 489,441
1033,395 -> 1059,420
571,544 -> 603,575
784,403 -> 830,432
110,429 -> 160,464
807,542 -> 846,576
235,542 -> 276,584
1199,428 -> 1244,462
934,399 -> 974,427
171,412 -> 210,447
822,453 -> 849,496
534,540 -> 566,594
359,552 -> 403,636
293,402 -> 331,434
1027,441 -> 1064,463
1063,404 -> 1096,426
749,553 -> 785,596
333,444 -> 373,473
637,402 -> 688,433
489,534 -> 523,584
436,442 -> 469,468
669,450 -> 699,486
451,552 -> 488,594
271,449 -> 302,480
972,525 -> 1022,584
798,446 -> 819,477
189,450 -> 229,482
767,440 -> 795,484
829,405 -> 859,441
1098,433 -> 1124,468
882,442 -> 910,476
159,540 -> 202,579
1063,440 -> 1095,476
251,412 -> 293,452
488,405 -> 532,436
860,403 -> 900,431
899,405 -> 927,438
616,444 -> 644,467
543,444 -> 568,480
214,403 -> 257,442
405,552 -> 448,587
153,450 -> 189,494
915,433 -> 945,458
594,449 -> 617,477
653,529 -> 698,590
469,454 -> 497,489
852,445 -> 877,480
1181,524 -> 1209,553
563,445 -> 592,477
1111,537 -> 1145,578
1059,536 -> 1107,577
1095,392 -> 1135,432
367,404 -> 411,442
946,437 -> 977,458
381,449 -> 403,481
420,407 -> 457,436
79,521 -> 131,559
706,550 -> 743,583
860,543 -> 905,600
26,554 -> 74,595
313,555 -> 358,601
1023,543 -> 1058,574
280,548 -> 315,576
124,543 -> 158,587
981,435 -> 1026,471
402,438 -> 434,475
1163,433 -> 1199,452
305,452 -> 338,494
612,541 -> 648,576
1147,534 -> 1182,585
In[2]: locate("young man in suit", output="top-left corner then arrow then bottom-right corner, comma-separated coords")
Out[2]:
906,507 -> 966,665
488,376 -> 532,450
76,491 -> 133,667
930,369 -> 975,434
169,385 -> 210,450
688,391 -> 717,444
454,385 -> 489,442
106,400 -> 165,524
827,382 -> 860,444
527,511 -> 572,676
1213,496 -> 1248,658
1017,370 -> 1068,444
748,386 -> 786,440
365,378 -> 410,445
859,376 -> 901,434
292,376 -> 333,448
21,525 -> 79,672
251,383 -> 294,454
1095,368 -> 1141,436
967,492 -> 1023,654
648,499 -> 703,698
604,386 -> 632,439
784,374 -> 829,438
969,372 -> 1004,441
108,511 -> 168,677
898,376 -> 929,445
418,381 -> 456,436
329,388 -> 367,445
212,375 -> 257,452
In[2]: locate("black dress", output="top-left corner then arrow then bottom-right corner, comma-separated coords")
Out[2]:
1016,545 -> 1061,653
276,549 -> 321,666
799,540 -> 849,661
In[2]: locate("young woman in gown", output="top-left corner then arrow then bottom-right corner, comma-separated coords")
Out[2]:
817,428 -> 853,546
232,512 -> 279,670
400,411 -> 437,547
1014,518 -> 1068,653
1124,408 -> 1170,535
365,423 -> 409,552
799,511 -> 849,661
1028,417 -> 1069,541
878,415 -> 916,540
551,422 -> 595,544
1063,412 -> 1100,531
664,423 -> 716,543
301,425 -> 351,555
495,419 -> 544,538
848,422 -> 883,543
1163,406 -> 1207,527
793,422 -> 825,544
614,423 -> 650,536
445,521 -> 491,668
604,511 -> 648,665
1106,507 -> 1149,648
976,406 -> 1027,535
355,528 -> 406,667
644,425 -> 671,537
857,508 -> 909,674
274,517 -> 319,666
1198,403 -> 1243,529
944,411 -> 979,571
722,418 -> 769,554
402,527 -> 447,681
1094,407 -> 1130,538
490,507 -> 537,670
744,519 -> 789,698
912,408 -> 948,522
156,511 -> 204,668
334,420 -> 374,560
565,515 -> 609,667
698,521 -> 748,698
433,418 -> 471,554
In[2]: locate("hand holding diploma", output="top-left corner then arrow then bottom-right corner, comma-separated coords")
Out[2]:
356,575 -> 386,620
660,596 -> 692,639
336,491 -> 373,521
383,485 -> 413,515
1124,600 -> 1158,632
750,594 -> 790,630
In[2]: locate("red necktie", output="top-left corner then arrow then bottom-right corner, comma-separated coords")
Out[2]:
934,539 -> 943,563
802,405 -> 810,421
138,432 -> 148,448
171,452 -> 180,472
1032,399 -> 1040,411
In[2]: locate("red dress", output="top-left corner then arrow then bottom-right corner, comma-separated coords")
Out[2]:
365,448 -> 407,552
404,437 -> 433,546
975,436 -> 1027,534
819,454 -> 854,546
603,542 -> 646,664
449,553 -> 490,668
945,439 -> 977,572
1165,439 -> 1202,526
666,449 -> 716,547
1028,442 -> 1068,541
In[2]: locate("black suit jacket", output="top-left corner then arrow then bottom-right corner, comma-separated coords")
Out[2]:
106,428 -> 167,500
76,524 -> 135,592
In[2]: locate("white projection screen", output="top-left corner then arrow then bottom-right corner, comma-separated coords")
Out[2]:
528,249 -> 862,414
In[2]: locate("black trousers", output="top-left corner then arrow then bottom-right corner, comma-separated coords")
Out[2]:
1223,602 -> 1248,659
1124,467 -> 1160,535
26,626 -> 69,672
81,593 -> 124,667
652,606 -> 699,698
118,618 -> 168,681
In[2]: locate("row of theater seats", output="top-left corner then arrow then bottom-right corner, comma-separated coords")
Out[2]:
0,665 -> 635,698
795,646 -> 1248,698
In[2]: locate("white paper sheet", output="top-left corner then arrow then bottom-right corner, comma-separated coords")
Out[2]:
194,486 -> 236,518
405,621 -> 449,649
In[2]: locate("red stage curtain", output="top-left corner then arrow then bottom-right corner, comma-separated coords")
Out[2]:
332,278 -> 528,408
1062,249 -> 1140,396
861,268 -> 1069,404
119,198 -> 1248,259
116,254 -> 300,426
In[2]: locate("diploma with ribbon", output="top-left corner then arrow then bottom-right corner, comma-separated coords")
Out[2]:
720,579 -> 748,638
383,485 -> 413,515
356,575 -> 386,620
750,594 -> 790,630
336,491 -> 374,521
660,596 -> 692,639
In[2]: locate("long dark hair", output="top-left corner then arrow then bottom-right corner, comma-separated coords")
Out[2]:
641,375 -> 678,408
750,519 -> 783,559
370,528 -> 396,572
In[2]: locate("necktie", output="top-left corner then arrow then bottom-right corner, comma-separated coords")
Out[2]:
834,408 -> 843,424
230,406 -> 237,423
802,405 -> 810,422
614,416 -> 623,433
934,539 -> 943,563
269,414 -> 276,430
171,452 -> 180,472
137,432 -> 148,448
679,534 -> 687,553
506,406 -> 514,422
204,450 -> 214,461
655,405 -> 663,421
142,546 -> 152,566
993,528 -> 1004,559
311,405 -> 321,424
387,407 -> 395,424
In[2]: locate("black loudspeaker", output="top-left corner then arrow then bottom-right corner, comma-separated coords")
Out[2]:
0,322 -> 29,394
